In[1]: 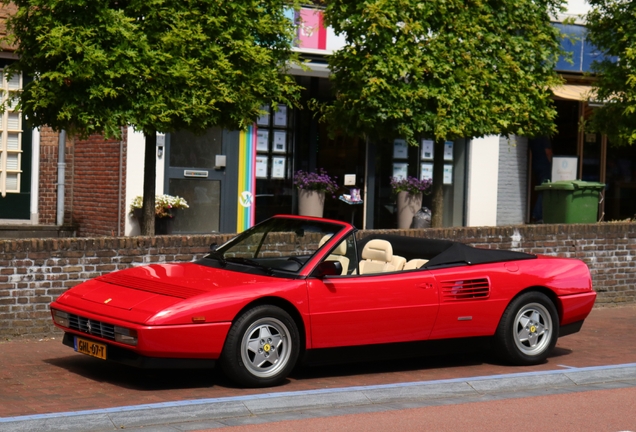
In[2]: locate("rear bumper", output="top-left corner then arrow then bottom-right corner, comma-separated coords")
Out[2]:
62,333 -> 216,369
559,320 -> 584,337
557,291 -> 597,326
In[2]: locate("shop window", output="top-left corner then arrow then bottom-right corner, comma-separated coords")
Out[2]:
254,105 -> 294,223
582,132 -> 602,182
169,128 -> 222,169
604,141 -> 636,221
0,71 -> 22,198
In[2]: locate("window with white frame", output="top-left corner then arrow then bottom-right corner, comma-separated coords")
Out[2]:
0,70 -> 22,198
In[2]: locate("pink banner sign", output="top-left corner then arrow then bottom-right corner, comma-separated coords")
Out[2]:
297,9 -> 326,50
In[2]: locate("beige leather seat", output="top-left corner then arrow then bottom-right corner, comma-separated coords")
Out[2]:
404,258 -> 428,270
319,235 -> 350,275
391,255 -> 407,271
358,239 -> 396,275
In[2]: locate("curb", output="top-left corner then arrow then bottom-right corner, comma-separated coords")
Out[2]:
2,363 -> 636,431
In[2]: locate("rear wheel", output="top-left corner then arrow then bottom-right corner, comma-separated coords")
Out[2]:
220,305 -> 299,387
495,292 -> 559,365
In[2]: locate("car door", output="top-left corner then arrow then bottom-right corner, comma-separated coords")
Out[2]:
427,264 -> 512,340
306,270 -> 440,349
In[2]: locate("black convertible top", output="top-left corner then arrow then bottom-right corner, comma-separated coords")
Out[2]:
357,234 -> 535,268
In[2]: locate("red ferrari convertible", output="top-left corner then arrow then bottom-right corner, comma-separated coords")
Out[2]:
50,215 -> 596,387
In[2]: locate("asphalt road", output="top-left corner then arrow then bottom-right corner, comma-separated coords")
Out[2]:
212,386 -> 636,432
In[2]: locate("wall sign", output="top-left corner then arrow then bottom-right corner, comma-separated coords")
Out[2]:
393,139 -> 408,159
272,157 -> 286,179
256,130 -> 269,152
184,170 -> 209,178
443,164 -> 453,185
273,105 -> 288,127
552,156 -> 578,181
421,163 -> 433,181
272,131 -> 287,153
392,163 -> 408,180
421,139 -> 434,160
255,156 -> 268,178
444,141 -> 454,161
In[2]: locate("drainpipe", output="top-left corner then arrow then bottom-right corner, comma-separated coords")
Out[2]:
57,130 -> 66,226
117,128 -> 124,236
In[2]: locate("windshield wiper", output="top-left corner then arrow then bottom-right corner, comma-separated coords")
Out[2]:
225,257 -> 273,275
206,250 -> 227,266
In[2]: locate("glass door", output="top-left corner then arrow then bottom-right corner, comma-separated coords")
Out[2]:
164,128 -> 226,233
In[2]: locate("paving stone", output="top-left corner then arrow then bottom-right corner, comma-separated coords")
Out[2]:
0,304 -> 635,425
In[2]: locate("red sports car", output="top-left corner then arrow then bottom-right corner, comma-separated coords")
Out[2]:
50,215 -> 596,387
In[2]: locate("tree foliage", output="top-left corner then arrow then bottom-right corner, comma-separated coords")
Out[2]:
586,0 -> 636,145
318,0 -> 565,226
321,0 -> 564,145
4,0 -> 301,137
4,0 -> 302,234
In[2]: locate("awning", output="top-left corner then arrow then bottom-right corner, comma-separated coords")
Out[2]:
551,84 -> 595,101
288,60 -> 330,78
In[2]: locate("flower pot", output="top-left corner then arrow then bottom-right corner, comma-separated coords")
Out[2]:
155,215 -> 175,235
155,208 -> 180,235
396,191 -> 422,229
298,190 -> 325,218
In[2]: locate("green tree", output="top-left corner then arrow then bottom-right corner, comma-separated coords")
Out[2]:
3,0 -> 301,234
319,0 -> 564,227
586,0 -> 636,145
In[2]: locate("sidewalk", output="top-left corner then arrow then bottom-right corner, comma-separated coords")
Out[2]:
1,304 -> 635,420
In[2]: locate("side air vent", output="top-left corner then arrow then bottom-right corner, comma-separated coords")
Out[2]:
441,278 -> 490,301
99,273 -> 206,299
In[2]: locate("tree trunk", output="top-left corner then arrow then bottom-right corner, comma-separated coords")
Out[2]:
431,138 -> 445,228
140,131 -> 157,236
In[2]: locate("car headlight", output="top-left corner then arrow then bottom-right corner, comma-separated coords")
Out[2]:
114,326 -> 138,346
52,309 -> 70,327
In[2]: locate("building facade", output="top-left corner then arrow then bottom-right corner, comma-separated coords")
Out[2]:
1,2 -> 630,238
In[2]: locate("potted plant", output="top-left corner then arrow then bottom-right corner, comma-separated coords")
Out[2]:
130,194 -> 189,234
293,169 -> 339,217
390,176 -> 432,229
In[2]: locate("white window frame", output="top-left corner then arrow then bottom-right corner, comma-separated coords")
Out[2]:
0,70 -> 22,198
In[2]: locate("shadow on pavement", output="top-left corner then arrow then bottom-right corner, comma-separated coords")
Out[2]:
39,337 -> 580,392
43,355 -> 220,391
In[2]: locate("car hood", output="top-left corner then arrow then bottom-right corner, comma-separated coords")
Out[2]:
54,262 -> 282,324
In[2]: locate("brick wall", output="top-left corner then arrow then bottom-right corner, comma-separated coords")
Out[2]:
0,4 -> 17,51
37,128 -> 127,237
1,223 -> 635,339
38,127 -> 66,224
71,131 -> 127,237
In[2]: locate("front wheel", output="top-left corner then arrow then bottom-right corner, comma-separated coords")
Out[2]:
494,292 -> 559,365
220,305 -> 300,387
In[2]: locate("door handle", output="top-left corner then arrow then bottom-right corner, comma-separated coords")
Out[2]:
417,282 -> 434,289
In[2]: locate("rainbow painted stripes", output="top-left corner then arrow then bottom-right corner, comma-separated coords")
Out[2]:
236,126 -> 257,232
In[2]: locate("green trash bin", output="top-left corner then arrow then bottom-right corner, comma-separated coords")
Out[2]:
535,180 -> 605,224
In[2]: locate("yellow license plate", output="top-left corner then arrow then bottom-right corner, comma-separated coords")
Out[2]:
74,336 -> 107,360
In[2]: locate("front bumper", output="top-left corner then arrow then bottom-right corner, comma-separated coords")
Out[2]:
62,333 -> 216,369
52,304 -> 232,359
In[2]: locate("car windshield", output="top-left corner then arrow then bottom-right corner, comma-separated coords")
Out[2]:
203,217 -> 348,274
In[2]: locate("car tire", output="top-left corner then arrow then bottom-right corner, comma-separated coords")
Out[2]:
494,291 -> 559,365
220,305 -> 300,387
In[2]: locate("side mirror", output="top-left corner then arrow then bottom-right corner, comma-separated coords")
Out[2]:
209,243 -> 218,252
313,260 -> 342,278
